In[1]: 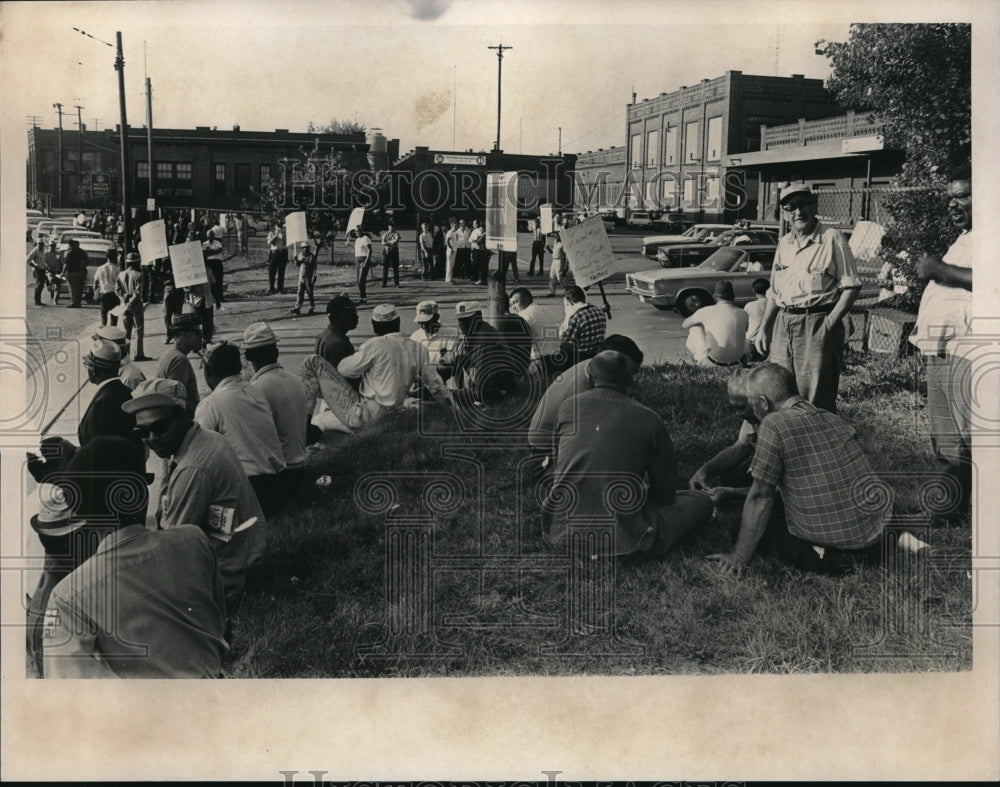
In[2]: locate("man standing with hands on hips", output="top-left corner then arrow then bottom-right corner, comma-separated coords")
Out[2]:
755,183 -> 860,413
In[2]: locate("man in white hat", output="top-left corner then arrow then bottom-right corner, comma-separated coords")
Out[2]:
244,322 -> 309,478
440,301 -> 518,406
95,324 -> 146,390
78,339 -> 141,449
410,300 -> 455,369
298,303 -> 452,432
755,183 -> 860,413
122,378 -> 267,608
116,251 -> 150,361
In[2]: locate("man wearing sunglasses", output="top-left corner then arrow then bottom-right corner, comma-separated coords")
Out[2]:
122,378 -> 267,610
755,183 -> 860,413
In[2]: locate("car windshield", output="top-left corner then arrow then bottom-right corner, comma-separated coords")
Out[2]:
59,231 -> 99,241
682,226 -> 703,238
697,247 -> 745,271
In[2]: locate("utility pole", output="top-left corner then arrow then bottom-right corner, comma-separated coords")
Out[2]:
487,42 -> 512,152
52,103 -> 64,207
114,31 -> 133,251
74,104 -> 85,202
453,65 -> 457,148
146,77 -> 155,207
558,126 -> 562,156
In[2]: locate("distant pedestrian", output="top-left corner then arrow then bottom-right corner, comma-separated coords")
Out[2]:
445,217 -> 459,284
419,222 -> 435,279
529,218 -> 545,276
117,252 -> 149,361
380,222 -> 401,287
354,231 -> 373,304
433,221 -> 447,279
26,241 -> 47,307
203,228 -> 226,309
266,223 -> 288,294
455,219 -> 472,280
94,250 -> 121,327
290,243 -> 317,316
468,218 -> 487,284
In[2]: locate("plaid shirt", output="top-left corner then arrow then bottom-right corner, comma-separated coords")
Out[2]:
750,398 -> 885,549
561,303 -> 607,358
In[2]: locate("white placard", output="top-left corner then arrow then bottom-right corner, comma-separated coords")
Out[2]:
140,219 -> 169,261
559,215 -> 615,288
218,213 -> 227,234
285,211 -> 309,245
345,207 -> 365,234
169,240 -> 209,288
540,204 -> 554,235
146,198 -> 156,211
137,241 -> 153,267
486,171 -> 518,251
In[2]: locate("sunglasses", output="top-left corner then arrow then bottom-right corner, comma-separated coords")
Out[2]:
134,417 -> 173,439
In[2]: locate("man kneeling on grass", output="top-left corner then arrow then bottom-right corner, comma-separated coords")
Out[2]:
707,363 -> 928,576
299,303 -> 453,433
542,350 -> 714,559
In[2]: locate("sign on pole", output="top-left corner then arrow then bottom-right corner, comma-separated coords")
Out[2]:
345,207 -> 365,235
486,171 -> 518,251
559,215 -> 615,288
140,219 -> 169,262
218,213 -> 228,234
169,240 -> 209,288
540,203 -> 554,235
285,211 -> 309,245
146,198 -> 156,211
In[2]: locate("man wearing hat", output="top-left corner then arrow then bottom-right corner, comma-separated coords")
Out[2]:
122,378 -> 267,608
316,294 -> 359,369
244,322 -> 309,479
298,303 -> 452,432
410,300 -> 456,369
94,248 -> 121,327
116,251 -> 150,360
755,183 -> 861,412
203,224 -> 226,309
78,339 -> 141,449
439,301 -> 517,406
289,242 -> 318,316
542,350 -> 713,559
43,239 -> 64,304
26,240 -> 48,307
681,280 -> 750,366
195,342 -> 287,514
26,437 -> 228,678
154,306 -> 203,413
95,324 -> 146,390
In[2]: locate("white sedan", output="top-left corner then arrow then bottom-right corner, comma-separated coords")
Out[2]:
640,223 -> 732,257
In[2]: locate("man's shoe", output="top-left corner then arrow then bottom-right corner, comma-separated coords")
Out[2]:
290,307 -> 300,315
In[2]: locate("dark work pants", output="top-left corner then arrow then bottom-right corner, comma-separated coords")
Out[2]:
381,248 -> 399,286
207,258 -> 224,306
99,292 -> 120,326
529,240 -> 545,275
268,250 -> 288,293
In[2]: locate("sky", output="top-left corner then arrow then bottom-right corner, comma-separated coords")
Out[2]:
3,0 -> 863,157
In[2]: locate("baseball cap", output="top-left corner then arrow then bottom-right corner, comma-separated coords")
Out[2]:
779,183 -> 813,204
714,281 -> 736,301
371,304 -> 398,323
121,378 -> 189,414
455,301 -> 482,319
30,483 -> 85,537
82,338 -> 122,371
415,300 -> 438,323
243,321 -> 278,349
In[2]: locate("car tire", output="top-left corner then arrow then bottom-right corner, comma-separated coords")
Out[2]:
675,290 -> 713,317
248,227 -> 257,237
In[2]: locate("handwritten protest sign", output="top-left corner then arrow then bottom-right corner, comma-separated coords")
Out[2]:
285,211 -> 309,245
346,207 -> 365,235
540,204 -> 554,235
559,215 -> 615,288
486,171 -> 518,251
169,240 -> 208,288
140,219 -> 169,262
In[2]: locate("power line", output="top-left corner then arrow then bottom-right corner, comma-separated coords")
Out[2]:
562,112 -> 626,150
72,27 -> 113,47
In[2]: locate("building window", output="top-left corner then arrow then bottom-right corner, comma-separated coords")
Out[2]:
646,130 -> 659,167
137,161 -> 150,179
235,163 -> 252,193
82,151 -> 100,171
260,163 -> 271,182
685,121 -> 700,163
664,125 -> 678,165
707,117 -> 723,161
157,162 -> 173,181
683,176 -> 695,207
662,177 -> 677,208
214,163 -> 226,195
175,163 -> 192,182
630,134 -> 641,169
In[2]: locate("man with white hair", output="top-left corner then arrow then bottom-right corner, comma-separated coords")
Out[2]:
299,304 -> 452,432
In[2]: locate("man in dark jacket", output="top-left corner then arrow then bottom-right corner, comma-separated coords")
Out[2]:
77,339 -> 140,450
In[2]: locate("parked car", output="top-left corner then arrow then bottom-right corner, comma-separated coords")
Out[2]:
626,211 -> 655,227
654,228 -> 779,268
32,220 -> 75,245
26,214 -> 49,240
640,223 -> 732,258
55,229 -> 102,250
626,245 -> 779,316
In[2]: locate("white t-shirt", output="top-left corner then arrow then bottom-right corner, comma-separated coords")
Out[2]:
744,297 -> 768,343
910,229 -> 973,356
354,236 -> 372,258
683,302 -> 749,364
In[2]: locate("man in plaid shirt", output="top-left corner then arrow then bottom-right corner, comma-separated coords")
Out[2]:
709,363 -> 888,576
557,285 -> 607,367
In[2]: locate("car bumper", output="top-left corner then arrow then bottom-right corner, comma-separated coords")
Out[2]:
625,277 -> 673,307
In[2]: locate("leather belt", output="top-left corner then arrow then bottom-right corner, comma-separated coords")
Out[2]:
707,355 -> 741,367
781,303 -> 835,315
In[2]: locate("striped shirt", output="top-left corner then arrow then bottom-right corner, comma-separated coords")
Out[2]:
750,397 -> 885,549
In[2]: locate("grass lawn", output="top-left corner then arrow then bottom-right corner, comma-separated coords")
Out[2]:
224,350 -> 972,678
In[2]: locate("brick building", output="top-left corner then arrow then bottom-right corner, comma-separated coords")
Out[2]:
607,71 -> 841,221
573,146 -> 626,215
27,124 -> 399,211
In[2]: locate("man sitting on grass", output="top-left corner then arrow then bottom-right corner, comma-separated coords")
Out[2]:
542,350 -> 713,559
315,293 -> 359,369
439,301 -> 520,408
682,280 -> 749,367
707,363 -> 928,576
298,303 -> 452,432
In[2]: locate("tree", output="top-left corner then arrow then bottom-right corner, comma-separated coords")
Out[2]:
821,24 -> 970,310
306,118 -> 367,135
